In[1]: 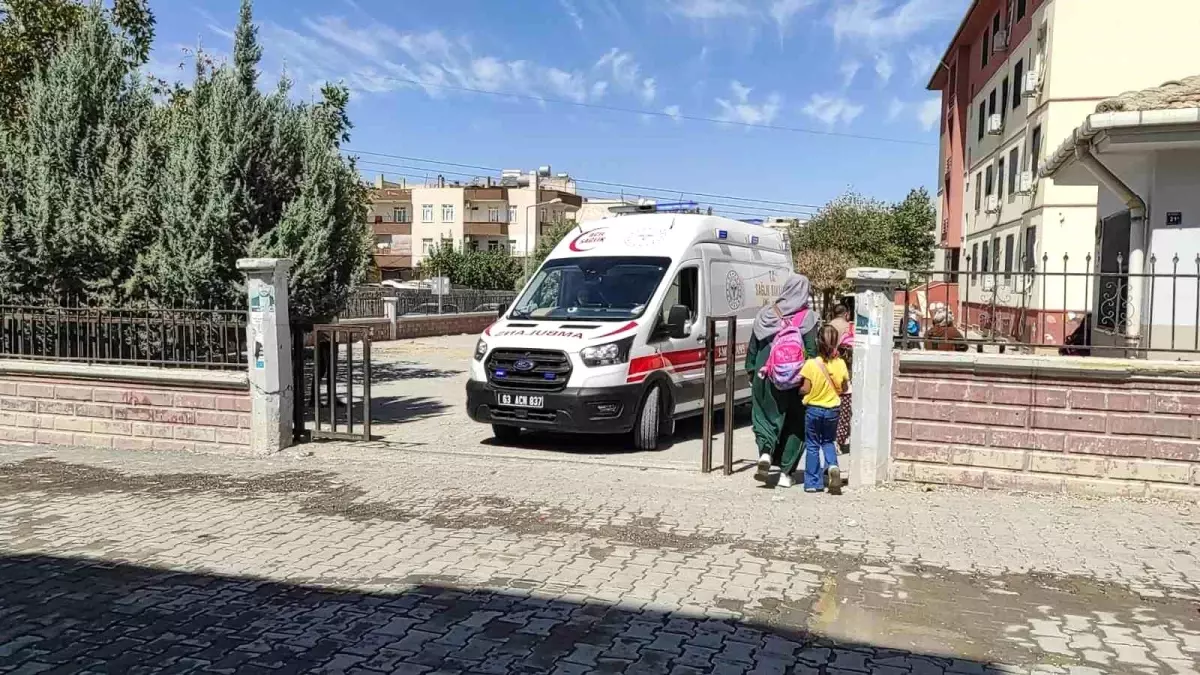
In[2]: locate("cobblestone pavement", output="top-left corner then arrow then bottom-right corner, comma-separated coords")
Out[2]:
0,436 -> 1198,674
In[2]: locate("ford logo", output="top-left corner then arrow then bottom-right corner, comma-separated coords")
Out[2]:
513,359 -> 535,372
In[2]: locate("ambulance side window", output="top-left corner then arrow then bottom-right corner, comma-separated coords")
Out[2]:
659,266 -> 699,329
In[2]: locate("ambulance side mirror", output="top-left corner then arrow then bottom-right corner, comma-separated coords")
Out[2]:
665,305 -> 690,339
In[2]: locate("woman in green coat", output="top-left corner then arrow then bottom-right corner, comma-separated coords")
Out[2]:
745,274 -> 819,488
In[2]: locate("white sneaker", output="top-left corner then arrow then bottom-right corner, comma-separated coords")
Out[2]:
754,453 -> 771,481
777,472 -> 794,488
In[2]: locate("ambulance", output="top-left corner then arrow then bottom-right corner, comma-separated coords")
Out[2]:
465,213 -> 793,449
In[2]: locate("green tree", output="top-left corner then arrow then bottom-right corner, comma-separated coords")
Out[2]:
419,245 -> 521,291
0,0 -> 370,321
795,248 -> 855,316
791,191 -> 897,269
890,187 -> 936,271
515,220 -> 576,290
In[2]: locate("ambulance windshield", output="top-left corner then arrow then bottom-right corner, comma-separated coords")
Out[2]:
510,256 -> 671,322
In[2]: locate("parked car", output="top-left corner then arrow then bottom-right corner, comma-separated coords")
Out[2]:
472,302 -> 506,313
403,303 -> 459,317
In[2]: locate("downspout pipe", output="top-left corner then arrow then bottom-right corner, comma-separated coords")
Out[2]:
1071,139 -> 1148,350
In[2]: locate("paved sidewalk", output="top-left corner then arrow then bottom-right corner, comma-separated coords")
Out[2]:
0,442 -> 1198,674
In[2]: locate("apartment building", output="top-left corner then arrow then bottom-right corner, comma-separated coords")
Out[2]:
927,0 -> 1200,343
366,173 -> 582,280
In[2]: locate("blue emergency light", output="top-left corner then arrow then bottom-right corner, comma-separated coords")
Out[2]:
751,235 -> 760,245
495,369 -> 508,378
718,230 -> 728,240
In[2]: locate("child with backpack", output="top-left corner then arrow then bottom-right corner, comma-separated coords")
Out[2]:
747,274 -> 819,488
799,325 -> 850,494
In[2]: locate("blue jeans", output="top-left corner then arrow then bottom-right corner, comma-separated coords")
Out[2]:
804,405 -> 840,490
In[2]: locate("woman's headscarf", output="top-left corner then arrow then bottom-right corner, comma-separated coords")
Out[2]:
753,273 -> 819,341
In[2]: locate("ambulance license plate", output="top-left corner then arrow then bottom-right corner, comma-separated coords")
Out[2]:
497,393 -> 544,409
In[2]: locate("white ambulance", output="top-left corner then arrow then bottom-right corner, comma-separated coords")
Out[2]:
466,213 -> 793,449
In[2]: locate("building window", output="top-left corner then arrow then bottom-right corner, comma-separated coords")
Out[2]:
985,166 -> 994,196
988,89 -> 996,117
975,172 -> 982,211
991,236 -> 1001,273
394,207 -> 408,223
468,239 -> 479,251
488,240 -> 500,251
981,241 -> 991,274
441,204 -> 455,222
1000,78 -> 1009,124
1004,234 -> 1015,282
992,12 -> 1001,38
981,28 -> 990,68
1016,0 -> 1027,21
971,243 -> 979,284
421,238 -> 433,254
421,204 -> 433,223
946,247 -> 961,284
508,239 -> 517,253
441,237 -> 453,251
1024,224 -> 1037,270
488,206 -> 500,222
1008,147 -> 1019,193
977,101 -> 986,140
997,157 -> 1005,199
1030,125 -> 1043,176
1013,60 -> 1024,109
507,205 -> 517,223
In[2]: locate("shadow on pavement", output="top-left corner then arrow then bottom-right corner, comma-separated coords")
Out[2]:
0,552 -> 1011,674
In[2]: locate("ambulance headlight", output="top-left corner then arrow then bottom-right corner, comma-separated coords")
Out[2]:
581,337 -> 634,367
474,339 -> 488,361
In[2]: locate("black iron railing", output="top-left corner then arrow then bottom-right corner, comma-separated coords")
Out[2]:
898,252 -> 1200,358
0,303 -> 248,369
338,287 -> 517,319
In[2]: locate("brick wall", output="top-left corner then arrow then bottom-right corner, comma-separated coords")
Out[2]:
0,366 -> 251,454
892,352 -> 1200,500
395,312 -> 494,340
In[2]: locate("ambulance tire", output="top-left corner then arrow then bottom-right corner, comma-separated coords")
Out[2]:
491,424 -> 521,444
632,385 -> 663,451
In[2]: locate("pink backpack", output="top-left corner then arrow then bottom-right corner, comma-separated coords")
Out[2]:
758,306 -> 809,390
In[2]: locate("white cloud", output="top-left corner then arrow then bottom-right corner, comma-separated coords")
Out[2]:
256,15 -> 660,106
830,0 -> 962,44
715,80 -> 782,125
886,96 -> 943,130
664,104 -> 683,121
769,0 -> 817,35
874,52 -> 894,84
666,0 -> 754,20
839,60 -> 861,88
917,96 -> 941,131
907,45 -> 941,83
558,0 -> 585,30
640,78 -> 658,104
801,92 -> 864,127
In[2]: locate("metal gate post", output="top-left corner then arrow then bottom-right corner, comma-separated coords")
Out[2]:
701,318 -> 716,473
309,324 -> 372,442
722,319 -> 736,476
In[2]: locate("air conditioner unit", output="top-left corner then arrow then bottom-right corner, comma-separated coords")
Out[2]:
986,195 -> 1000,213
982,274 -> 996,291
374,215 -> 383,224
1016,171 -> 1035,194
1021,69 -> 1040,98
993,30 -> 1009,52
987,113 -> 1004,135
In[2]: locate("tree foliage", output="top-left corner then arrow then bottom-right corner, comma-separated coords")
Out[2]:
418,245 -> 521,291
791,188 -> 936,285
0,1 -> 370,321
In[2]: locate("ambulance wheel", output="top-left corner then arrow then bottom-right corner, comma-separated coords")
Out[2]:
632,385 -> 663,451
491,424 -> 521,444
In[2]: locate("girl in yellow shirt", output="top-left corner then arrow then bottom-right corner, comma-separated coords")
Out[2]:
799,325 -> 849,494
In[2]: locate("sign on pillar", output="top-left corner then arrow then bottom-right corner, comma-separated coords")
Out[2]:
846,267 -> 908,487
237,258 -> 294,455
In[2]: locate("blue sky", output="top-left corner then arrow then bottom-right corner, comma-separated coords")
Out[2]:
150,0 -> 970,220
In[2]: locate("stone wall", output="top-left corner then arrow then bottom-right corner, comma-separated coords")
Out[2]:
327,312 -> 495,343
0,362 -> 250,454
892,352 -> 1200,500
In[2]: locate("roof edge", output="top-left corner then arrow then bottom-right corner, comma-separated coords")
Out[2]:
926,0 -> 983,91
1041,107 -> 1200,177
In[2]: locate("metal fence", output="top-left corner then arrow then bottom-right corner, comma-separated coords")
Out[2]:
898,252 -> 1200,358
338,288 -> 518,319
0,303 -> 248,369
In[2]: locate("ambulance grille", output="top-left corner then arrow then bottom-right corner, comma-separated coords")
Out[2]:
486,349 -> 571,392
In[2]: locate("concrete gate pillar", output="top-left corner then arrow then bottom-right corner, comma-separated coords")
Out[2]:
237,258 -> 294,455
846,267 -> 908,487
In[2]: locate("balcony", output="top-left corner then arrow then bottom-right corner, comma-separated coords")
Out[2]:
372,220 -> 411,236
372,252 -> 413,270
465,187 -> 507,202
463,221 -> 510,237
